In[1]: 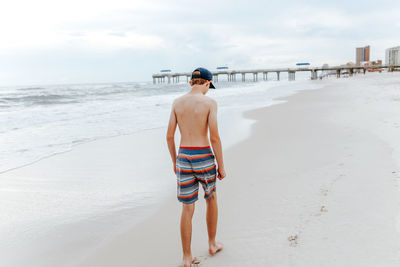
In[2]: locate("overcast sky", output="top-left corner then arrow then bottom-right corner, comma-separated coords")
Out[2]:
1,0 -> 399,86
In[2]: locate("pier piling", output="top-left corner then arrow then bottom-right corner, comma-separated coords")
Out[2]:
288,71 -> 296,81
311,70 -> 318,80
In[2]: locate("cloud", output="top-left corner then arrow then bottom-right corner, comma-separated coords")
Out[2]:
66,31 -> 165,51
0,0 -> 167,51
282,7 -> 353,31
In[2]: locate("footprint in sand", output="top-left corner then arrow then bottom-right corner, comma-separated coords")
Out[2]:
314,205 -> 328,216
330,174 -> 345,185
320,205 -> 328,213
288,234 -> 298,247
320,188 -> 328,196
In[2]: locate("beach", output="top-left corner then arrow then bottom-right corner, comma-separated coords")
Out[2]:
0,78 -> 316,266
77,73 -> 400,266
1,73 -> 400,266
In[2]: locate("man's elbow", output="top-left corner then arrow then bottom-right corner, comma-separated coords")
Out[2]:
166,134 -> 174,143
210,135 -> 221,143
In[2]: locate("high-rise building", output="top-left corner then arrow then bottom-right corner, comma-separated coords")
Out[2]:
385,46 -> 400,65
355,45 -> 370,65
356,48 -> 364,65
364,45 -> 370,62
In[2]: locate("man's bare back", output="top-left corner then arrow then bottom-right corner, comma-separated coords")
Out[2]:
166,85 -> 225,178
173,93 -> 214,147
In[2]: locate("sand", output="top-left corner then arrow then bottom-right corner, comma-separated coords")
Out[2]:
78,74 -> 400,267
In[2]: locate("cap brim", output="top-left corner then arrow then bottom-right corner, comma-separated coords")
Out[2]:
209,82 -> 216,89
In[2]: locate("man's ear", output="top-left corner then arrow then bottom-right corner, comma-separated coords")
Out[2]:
189,81 -> 192,86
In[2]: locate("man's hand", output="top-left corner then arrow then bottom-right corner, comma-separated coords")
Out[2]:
217,167 -> 226,180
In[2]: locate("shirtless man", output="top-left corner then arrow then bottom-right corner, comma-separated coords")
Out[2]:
166,67 -> 226,267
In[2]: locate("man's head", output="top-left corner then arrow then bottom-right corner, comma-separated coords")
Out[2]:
189,67 -> 215,94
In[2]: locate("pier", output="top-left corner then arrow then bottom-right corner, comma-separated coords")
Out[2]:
152,65 -> 400,84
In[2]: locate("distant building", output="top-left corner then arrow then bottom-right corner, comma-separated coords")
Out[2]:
356,45 -> 370,65
366,60 -> 383,72
364,46 -> 370,62
356,48 -> 363,64
385,46 -> 400,65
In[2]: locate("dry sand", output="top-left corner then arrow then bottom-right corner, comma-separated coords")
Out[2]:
79,74 -> 400,267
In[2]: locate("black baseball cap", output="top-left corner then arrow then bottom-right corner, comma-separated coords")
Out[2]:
191,67 -> 215,89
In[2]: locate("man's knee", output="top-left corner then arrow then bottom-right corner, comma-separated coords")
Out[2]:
182,203 -> 195,216
206,192 -> 217,204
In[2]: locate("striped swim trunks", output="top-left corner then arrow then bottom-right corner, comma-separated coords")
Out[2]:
176,146 -> 217,204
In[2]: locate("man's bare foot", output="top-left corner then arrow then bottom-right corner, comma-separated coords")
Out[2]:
182,256 -> 200,267
209,241 -> 223,255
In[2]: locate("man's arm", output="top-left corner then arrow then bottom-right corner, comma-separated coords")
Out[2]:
208,99 -> 226,180
166,102 -> 178,174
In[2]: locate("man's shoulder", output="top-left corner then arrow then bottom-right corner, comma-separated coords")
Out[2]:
202,95 -> 217,105
173,94 -> 216,105
172,95 -> 185,106
206,96 -> 217,109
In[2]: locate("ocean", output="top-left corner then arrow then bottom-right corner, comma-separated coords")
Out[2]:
0,73 -> 319,174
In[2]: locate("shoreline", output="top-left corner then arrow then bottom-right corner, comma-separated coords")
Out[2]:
1,78 -> 312,176
78,74 -> 400,266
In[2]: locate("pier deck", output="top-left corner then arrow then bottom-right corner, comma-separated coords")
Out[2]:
152,65 -> 400,84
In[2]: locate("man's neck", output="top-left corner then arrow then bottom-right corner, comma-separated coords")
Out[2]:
190,85 -> 204,94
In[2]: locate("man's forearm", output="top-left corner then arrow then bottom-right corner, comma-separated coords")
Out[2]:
166,137 -> 177,164
210,138 -> 224,168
